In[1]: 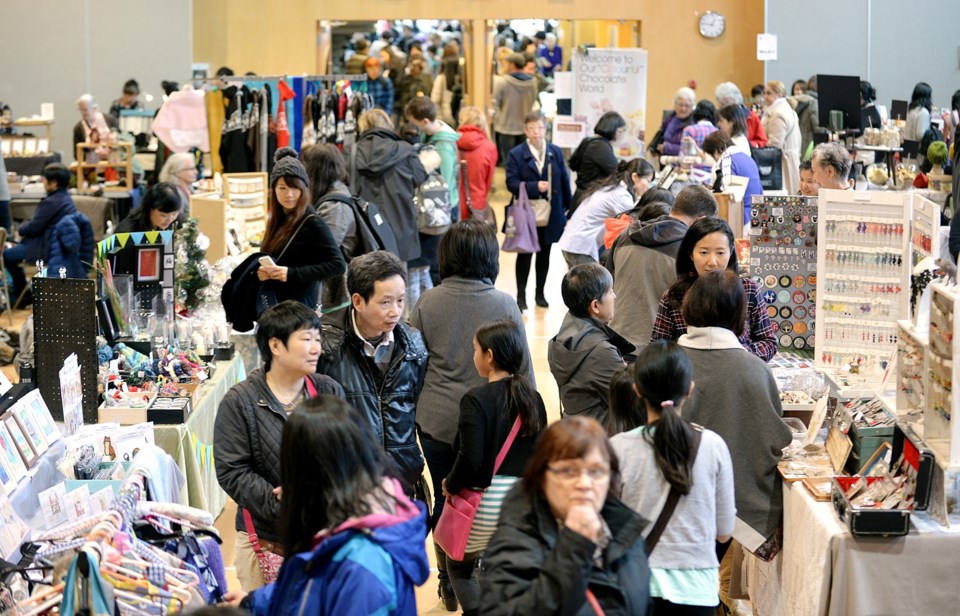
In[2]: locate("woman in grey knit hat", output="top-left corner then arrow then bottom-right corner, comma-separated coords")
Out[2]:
257,147 -> 346,311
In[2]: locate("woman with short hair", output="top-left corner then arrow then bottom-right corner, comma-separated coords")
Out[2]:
409,220 -> 534,610
480,416 -> 650,615
651,88 -> 696,159
158,152 -> 197,217
715,82 -> 767,148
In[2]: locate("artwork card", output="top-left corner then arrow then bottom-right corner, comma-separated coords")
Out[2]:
65,485 -> 91,523
0,490 -> 29,548
0,454 -> 13,494
0,140 -> 10,156
0,370 -> 11,398
38,483 -> 68,529
12,402 -> 47,454
22,139 -> 37,156
90,487 -> 115,514
10,140 -> 23,154
60,354 -> 83,436
0,425 -> 26,483
137,247 -> 161,282
2,416 -> 36,468
24,390 -> 60,445
37,138 -> 50,154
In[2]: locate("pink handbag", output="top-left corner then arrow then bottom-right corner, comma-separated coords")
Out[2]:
433,417 -> 521,560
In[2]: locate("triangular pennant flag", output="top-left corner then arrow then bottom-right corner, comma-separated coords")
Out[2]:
108,235 -> 116,251
145,231 -> 160,244
116,233 -> 129,248
159,230 -> 174,246
130,232 -> 145,245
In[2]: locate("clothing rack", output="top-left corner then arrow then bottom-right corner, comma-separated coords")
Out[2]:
191,74 -> 367,83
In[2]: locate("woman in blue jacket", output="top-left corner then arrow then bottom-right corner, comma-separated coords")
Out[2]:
702,131 -> 762,225
223,395 -> 430,615
505,112 -> 572,310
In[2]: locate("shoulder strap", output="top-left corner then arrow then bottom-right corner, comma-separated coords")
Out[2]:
644,426 -> 703,555
305,376 -> 319,398
277,213 -> 316,262
242,507 -> 267,553
492,416 -> 522,476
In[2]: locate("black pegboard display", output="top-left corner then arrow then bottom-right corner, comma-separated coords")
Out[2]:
33,278 -> 99,424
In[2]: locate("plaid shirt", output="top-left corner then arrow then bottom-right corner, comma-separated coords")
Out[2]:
651,276 -> 777,361
681,120 -> 719,148
367,77 -> 394,113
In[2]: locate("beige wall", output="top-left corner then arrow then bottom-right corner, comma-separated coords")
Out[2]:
194,0 -> 763,132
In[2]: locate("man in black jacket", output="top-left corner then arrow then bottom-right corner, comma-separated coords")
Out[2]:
317,251 -> 428,493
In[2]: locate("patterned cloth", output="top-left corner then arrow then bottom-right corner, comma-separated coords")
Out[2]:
651,276 -> 776,361
681,121 -> 719,149
464,475 -> 519,554
366,77 -> 394,113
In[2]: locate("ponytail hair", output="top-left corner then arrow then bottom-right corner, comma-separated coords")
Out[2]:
581,157 -> 654,202
475,320 -> 543,437
632,340 -> 696,495
605,365 -> 646,436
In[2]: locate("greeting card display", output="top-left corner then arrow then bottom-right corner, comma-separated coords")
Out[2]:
749,196 -> 818,351
815,190 -> 910,376
926,282 -> 960,468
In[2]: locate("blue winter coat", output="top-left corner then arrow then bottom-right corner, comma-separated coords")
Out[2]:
18,189 -> 77,262
47,211 -> 94,278
505,142 -> 571,245
247,499 -> 430,616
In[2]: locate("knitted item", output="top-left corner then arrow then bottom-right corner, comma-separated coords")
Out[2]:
269,147 -> 308,188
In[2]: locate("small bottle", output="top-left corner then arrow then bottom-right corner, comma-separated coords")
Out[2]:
18,361 -> 34,385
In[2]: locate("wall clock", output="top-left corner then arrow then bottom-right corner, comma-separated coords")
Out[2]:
699,11 -> 726,39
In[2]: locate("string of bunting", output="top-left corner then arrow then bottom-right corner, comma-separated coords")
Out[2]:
96,230 -> 175,259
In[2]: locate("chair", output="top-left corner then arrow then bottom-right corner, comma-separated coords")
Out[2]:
0,228 -> 12,325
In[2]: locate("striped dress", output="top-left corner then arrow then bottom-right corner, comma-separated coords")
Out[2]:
465,475 -> 519,553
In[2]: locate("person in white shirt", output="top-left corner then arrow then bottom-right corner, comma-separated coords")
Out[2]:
557,158 -> 654,267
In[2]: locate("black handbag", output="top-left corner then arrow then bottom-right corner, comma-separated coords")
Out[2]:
751,146 -> 783,191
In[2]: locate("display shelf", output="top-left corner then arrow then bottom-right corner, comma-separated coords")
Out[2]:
925,282 -> 960,469
896,319 -> 928,419
75,141 -> 133,191
749,195 -> 818,352
815,189 -> 910,377
223,172 -> 267,247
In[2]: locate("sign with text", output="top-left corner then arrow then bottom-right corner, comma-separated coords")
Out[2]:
572,48 -> 648,142
757,34 -> 778,61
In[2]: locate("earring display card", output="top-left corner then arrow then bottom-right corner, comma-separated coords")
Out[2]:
748,195 -> 818,352
925,282 -> 960,468
815,190 -> 910,377
909,194 -> 941,325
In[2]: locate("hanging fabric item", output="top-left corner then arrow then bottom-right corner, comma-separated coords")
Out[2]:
219,85 -> 255,172
152,90 -> 209,153
302,93 -> 317,149
275,79 -> 296,148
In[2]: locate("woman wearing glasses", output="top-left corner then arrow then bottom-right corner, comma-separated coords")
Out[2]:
480,416 -> 650,615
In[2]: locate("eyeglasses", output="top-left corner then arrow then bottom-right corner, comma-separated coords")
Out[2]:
547,465 -> 610,482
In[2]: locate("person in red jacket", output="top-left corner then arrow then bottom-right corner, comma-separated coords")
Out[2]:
456,106 -> 499,222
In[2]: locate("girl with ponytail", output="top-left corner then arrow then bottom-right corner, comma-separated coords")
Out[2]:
441,320 -> 547,616
557,156 -> 655,266
610,340 -> 736,616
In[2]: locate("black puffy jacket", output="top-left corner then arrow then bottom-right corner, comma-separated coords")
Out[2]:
480,484 -> 651,616
213,367 -> 344,542
317,308 -> 428,491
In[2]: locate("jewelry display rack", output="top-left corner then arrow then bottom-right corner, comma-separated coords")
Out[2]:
815,190 -> 910,377
926,282 -> 960,469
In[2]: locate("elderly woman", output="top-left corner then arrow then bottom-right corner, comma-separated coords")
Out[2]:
715,82 -> 767,148
676,270 -> 791,610
409,220 -> 533,611
158,152 -> 198,217
653,87 -> 695,158
811,142 -> 853,190
480,416 -> 650,615
762,80 -> 802,194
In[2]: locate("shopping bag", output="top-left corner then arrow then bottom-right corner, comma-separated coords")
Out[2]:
502,184 -> 541,254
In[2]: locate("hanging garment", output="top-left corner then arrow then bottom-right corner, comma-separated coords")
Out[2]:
219,85 -> 255,172
276,79 -> 296,148
152,90 -> 210,153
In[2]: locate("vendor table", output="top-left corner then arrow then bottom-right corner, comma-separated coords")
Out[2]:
154,353 -> 246,518
3,154 -> 60,177
741,479 -> 960,615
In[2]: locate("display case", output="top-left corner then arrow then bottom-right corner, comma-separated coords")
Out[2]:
76,141 -> 134,191
223,172 -> 268,247
815,189 -> 910,377
748,195 -> 818,352
896,319 -> 928,419
925,282 -> 960,468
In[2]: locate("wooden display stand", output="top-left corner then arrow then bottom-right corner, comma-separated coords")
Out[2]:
190,194 -> 229,262
223,172 -> 268,246
75,141 -> 134,191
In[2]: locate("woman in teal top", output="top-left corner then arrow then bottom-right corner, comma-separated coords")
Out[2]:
609,340 -> 736,615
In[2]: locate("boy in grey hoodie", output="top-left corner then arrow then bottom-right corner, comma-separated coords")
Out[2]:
548,263 -> 636,425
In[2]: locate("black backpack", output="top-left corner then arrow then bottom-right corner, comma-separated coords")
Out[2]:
322,193 -> 400,258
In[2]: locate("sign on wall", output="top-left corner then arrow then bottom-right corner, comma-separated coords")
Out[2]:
572,48 -> 647,154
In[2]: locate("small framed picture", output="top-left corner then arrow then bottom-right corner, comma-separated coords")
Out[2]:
163,254 -> 174,269
0,426 -> 26,483
37,138 -> 50,154
0,454 -> 14,494
3,416 -> 37,468
25,390 -> 60,446
0,140 -> 10,156
137,247 -> 161,282
12,403 -> 47,455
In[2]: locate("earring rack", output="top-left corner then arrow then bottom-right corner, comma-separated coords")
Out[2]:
815,190 -> 911,378
926,282 -> 960,469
